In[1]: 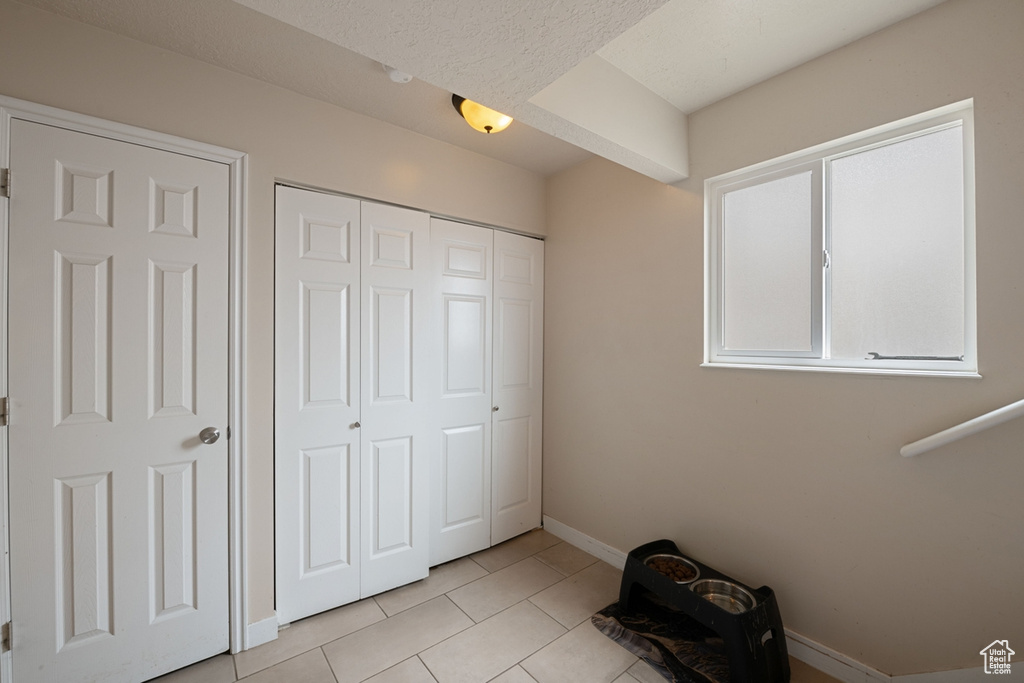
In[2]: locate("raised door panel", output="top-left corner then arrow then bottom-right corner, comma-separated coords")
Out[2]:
274,186 -> 361,624
439,424 -> 487,529
359,202 -> 431,596
368,437 -> 414,554
54,252 -> 113,425
369,286 -> 413,403
55,473 -> 114,650
302,445 -> 356,574
149,261 -> 197,418
303,282 -> 352,407
428,219 -> 493,565
445,296 -> 488,395
149,461 -> 197,623
492,416 -> 532,520
491,231 -> 544,545
8,119 -> 230,683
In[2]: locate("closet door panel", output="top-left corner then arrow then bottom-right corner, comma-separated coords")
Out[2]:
491,231 -> 544,545
275,187 -> 361,624
429,220 -> 493,565
360,202 -> 432,596
369,286 -> 413,402
368,436 -> 414,553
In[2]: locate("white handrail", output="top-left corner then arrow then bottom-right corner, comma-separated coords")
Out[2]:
901,397 -> 1024,457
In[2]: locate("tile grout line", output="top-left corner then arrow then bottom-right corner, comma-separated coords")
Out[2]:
467,554 -> 492,575
414,653 -> 440,683
321,646 -> 340,683
441,592 -> 477,627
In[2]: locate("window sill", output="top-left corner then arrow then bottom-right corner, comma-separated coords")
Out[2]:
700,361 -> 981,379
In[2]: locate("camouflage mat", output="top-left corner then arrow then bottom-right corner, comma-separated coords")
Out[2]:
592,592 -> 730,683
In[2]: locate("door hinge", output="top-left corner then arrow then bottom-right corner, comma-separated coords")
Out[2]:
0,168 -> 9,199
0,397 -> 8,427
1,621 -> 10,653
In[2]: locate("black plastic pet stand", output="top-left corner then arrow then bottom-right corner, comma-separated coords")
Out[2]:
619,539 -> 790,683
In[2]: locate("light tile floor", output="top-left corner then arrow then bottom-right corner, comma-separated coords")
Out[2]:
154,530 -> 840,683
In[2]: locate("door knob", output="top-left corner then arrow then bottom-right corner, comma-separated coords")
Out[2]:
351,421 -> 361,429
199,427 -> 221,444
492,406 -> 499,412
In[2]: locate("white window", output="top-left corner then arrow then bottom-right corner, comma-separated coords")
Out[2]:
705,101 -> 976,376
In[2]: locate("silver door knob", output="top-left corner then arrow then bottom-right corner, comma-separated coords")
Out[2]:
492,406 -> 499,412
199,427 -> 221,444
351,421 -> 361,429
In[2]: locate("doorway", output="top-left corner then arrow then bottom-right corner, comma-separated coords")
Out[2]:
0,97 -> 247,682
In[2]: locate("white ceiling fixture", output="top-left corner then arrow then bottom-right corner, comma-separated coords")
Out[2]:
15,0 -> 949,182
382,64 -> 413,84
452,95 -> 514,135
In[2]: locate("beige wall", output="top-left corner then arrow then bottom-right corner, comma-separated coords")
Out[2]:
0,1 -> 547,625
544,0 -> 1024,676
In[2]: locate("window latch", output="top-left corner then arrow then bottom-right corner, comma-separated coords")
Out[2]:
867,352 -> 964,361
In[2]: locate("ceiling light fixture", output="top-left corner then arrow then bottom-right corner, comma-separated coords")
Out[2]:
451,95 -> 513,134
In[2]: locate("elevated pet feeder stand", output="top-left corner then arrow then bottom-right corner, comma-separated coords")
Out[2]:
619,539 -> 790,683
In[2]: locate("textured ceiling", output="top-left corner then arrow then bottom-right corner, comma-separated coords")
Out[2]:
13,0 -> 949,181
231,0 -> 667,113
10,0 -> 595,176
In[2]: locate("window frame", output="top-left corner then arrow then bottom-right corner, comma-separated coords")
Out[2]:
703,100 -> 977,377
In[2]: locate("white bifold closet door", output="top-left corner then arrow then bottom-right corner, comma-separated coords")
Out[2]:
490,229 -> 544,545
358,201 -> 432,597
429,220 -> 494,564
274,187 -> 431,625
429,220 -> 544,565
274,187 -> 361,624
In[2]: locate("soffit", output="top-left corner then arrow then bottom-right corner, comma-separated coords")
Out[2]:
597,0 -> 949,114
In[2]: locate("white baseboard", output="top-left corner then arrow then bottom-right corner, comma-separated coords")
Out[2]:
541,516 -> 988,683
893,667 -> 990,682
785,628 -> 888,682
788,630 -> 989,683
542,515 -> 627,569
244,613 -> 279,650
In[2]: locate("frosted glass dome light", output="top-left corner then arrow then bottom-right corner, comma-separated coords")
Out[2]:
452,95 -> 513,134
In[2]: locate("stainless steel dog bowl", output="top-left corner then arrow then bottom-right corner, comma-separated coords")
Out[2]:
643,553 -> 700,584
690,578 -> 757,613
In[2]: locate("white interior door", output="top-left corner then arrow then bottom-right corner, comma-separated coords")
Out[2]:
359,202 -> 432,597
491,231 -> 544,545
7,119 -> 230,682
428,219 -> 493,566
274,186 -> 361,624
